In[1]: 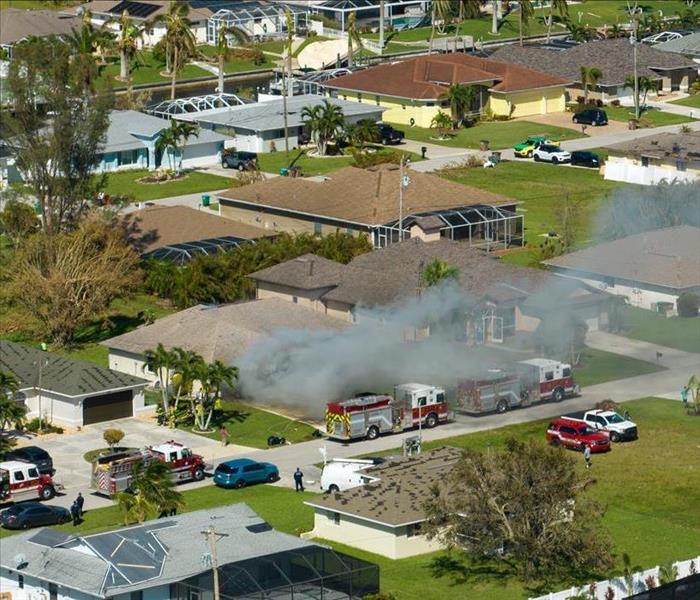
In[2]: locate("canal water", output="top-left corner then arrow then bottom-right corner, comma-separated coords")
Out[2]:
146,73 -> 274,104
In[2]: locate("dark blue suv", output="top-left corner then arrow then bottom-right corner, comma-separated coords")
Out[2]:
213,458 -> 279,489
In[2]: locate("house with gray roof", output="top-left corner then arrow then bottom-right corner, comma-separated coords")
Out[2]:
103,297 -> 349,383
544,225 -> 700,314
97,110 -> 228,173
655,32 -> 700,59
0,503 -> 379,599
0,340 -> 147,426
0,8 -> 81,56
490,38 -> 698,102
306,447 -> 462,559
176,94 -> 384,153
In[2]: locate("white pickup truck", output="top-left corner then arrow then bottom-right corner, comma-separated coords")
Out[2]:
320,458 -> 383,493
565,409 -> 638,442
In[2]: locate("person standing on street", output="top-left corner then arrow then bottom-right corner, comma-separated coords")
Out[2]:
293,467 -> 304,492
70,501 -> 80,526
583,444 -> 592,469
681,385 -> 689,410
219,425 -> 229,447
76,492 -> 85,517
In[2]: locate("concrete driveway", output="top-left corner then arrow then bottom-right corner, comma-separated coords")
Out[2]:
513,112 -> 629,138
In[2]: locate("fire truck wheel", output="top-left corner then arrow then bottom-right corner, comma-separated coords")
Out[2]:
425,413 -> 438,428
192,467 -> 205,482
366,426 -> 380,441
553,387 -> 565,402
40,486 -> 55,501
496,399 -> 508,414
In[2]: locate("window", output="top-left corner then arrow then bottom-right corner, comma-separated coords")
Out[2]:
436,393 -> 445,404
641,156 -> 649,167
562,367 -> 571,377
332,512 -> 341,525
407,522 -> 423,537
13,471 -> 24,482
118,149 -> 139,166
169,452 -> 177,462
544,371 -> 554,381
418,397 -> 427,407
314,222 -> 322,234
676,160 -> 687,171
561,426 -> 575,435
188,591 -> 201,600
27,467 -> 38,478
131,592 -> 143,600
18,574 -> 24,589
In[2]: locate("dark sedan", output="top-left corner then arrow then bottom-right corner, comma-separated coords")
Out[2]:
0,503 -> 70,530
571,151 -> 601,168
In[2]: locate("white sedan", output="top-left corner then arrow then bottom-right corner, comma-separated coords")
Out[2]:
533,144 -> 571,164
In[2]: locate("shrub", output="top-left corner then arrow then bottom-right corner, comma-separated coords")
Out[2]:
677,293 -> 700,317
611,99 -> 621,107
595,399 -> 620,412
350,148 -> 410,168
24,418 -> 63,434
644,575 -> 657,589
103,428 -> 125,449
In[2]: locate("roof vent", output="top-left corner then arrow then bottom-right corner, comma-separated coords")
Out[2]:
246,522 -> 273,534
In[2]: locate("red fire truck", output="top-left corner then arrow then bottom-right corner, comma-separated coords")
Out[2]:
456,358 -> 579,415
91,441 -> 208,496
326,383 -> 451,441
0,461 -> 60,504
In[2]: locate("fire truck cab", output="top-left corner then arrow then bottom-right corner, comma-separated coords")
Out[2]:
0,461 -> 57,504
148,441 -> 206,484
517,358 -> 579,402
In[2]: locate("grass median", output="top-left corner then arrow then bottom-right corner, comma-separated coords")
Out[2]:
103,169 -> 232,202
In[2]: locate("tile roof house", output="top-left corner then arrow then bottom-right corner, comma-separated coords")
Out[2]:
250,238 -> 609,342
602,131 -> 700,186
0,503 -> 379,599
103,298 -> 350,383
490,38 -> 698,102
322,53 -> 570,126
0,340 -> 147,426
125,205 -> 272,263
218,165 -> 524,250
544,225 -> 700,314
305,447 -> 462,559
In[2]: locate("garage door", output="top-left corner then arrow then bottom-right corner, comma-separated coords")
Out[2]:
83,390 -> 133,425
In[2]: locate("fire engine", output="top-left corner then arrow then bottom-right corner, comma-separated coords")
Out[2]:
325,383 -> 451,441
91,441 -> 208,496
456,358 -> 579,415
0,461 -> 60,504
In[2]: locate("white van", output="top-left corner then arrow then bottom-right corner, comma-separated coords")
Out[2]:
320,458 -> 380,493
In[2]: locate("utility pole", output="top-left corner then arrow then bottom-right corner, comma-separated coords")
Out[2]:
201,526 -> 229,600
35,357 -> 48,431
282,9 -> 293,164
379,0 -> 385,56
398,156 -> 411,242
631,18 -> 640,120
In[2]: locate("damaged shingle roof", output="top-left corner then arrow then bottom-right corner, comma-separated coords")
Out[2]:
305,447 -> 463,527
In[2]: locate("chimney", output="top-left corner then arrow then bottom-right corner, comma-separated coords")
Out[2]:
308,259 -> 315,277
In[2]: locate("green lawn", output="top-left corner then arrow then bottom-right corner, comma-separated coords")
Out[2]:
619,306 -> 700,354
604,105 -> 696,127
97,52 -> 211,90
573,347 -> 665,387
197,45 -> 276,73
440,161 -> 623,250
104,169 -> 232,202
670,95 -> 700,109
179,399 -> 320,449
395,120 -> 583,150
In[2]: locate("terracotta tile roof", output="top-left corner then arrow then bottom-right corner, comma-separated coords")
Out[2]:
306,447 -> 463,527
324,53 -> 569,99
124,205 -> 272,254
543,225 -> 700,290
218,165 -> 515,226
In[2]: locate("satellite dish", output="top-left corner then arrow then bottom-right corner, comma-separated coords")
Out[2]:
14,553 -> 26,569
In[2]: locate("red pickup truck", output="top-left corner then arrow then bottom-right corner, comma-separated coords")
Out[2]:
546,418 -> 611,453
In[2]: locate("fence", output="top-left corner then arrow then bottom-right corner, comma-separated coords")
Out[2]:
529,557 -> 700,600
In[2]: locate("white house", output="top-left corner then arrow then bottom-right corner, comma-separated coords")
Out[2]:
176,94 -> 384,153
544,226 -> 700,314
0,503 -> 379,600
603,131 -> 700,186
305,447 -> 462,559
0,340 -> 148,427
96,110 -> 228,173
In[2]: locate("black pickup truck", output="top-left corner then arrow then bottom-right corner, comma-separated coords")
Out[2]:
377,123 -> 405,145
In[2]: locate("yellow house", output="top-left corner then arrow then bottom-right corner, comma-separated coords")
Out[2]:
324,53 -> 569,127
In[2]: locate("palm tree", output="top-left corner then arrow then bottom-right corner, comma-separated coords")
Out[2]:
111,10 -> 150,99
143,343 -> 176,416
346,11 -> 364,68
214,25 -> 249,94
440,83 -> 476,127
345,118 -> 377,151
66,9 -> 115,90
546,0 -> 569,43
580,66 -> 603,106
155,119 -> 199,172
378,0 -> 385,55
282,8 -> 294,161
517,0 -> 534,47
116,460 -> 184,524
453,0 -> 481,50
159,0 -> 198,100
0,371 -> 25,433
171,348 -> 202,414
421,259 -> 459,287
658,562 -> 679,585
193,360 -> 238,432
429,0 -> 453,54
491,0 -> 499,34
430,111 -> 452,138
624,74 -> 657,116
301,100 -> 345,156
687,374 -> 700,414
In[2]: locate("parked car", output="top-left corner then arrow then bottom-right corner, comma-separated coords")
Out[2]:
565,410 -> 638,442
213,458 -> 279,489
570,151 -> 601,168
0,502 -> 70,529
221,150 -> 258,171
513,136 -> 560,158
572,109 -> 608,126
546,418 -> 611,453
376,123 -> 405,145
533,144 -> 571,163
4,446 -> 53,475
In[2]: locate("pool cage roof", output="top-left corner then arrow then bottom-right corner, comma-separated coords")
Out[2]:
209,3 -> 308,32
387,204 -> 521,231
142,236 -> 255,264
147,93 -> 247,119
317,0 -> 426,12
177,545 -> 379,600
